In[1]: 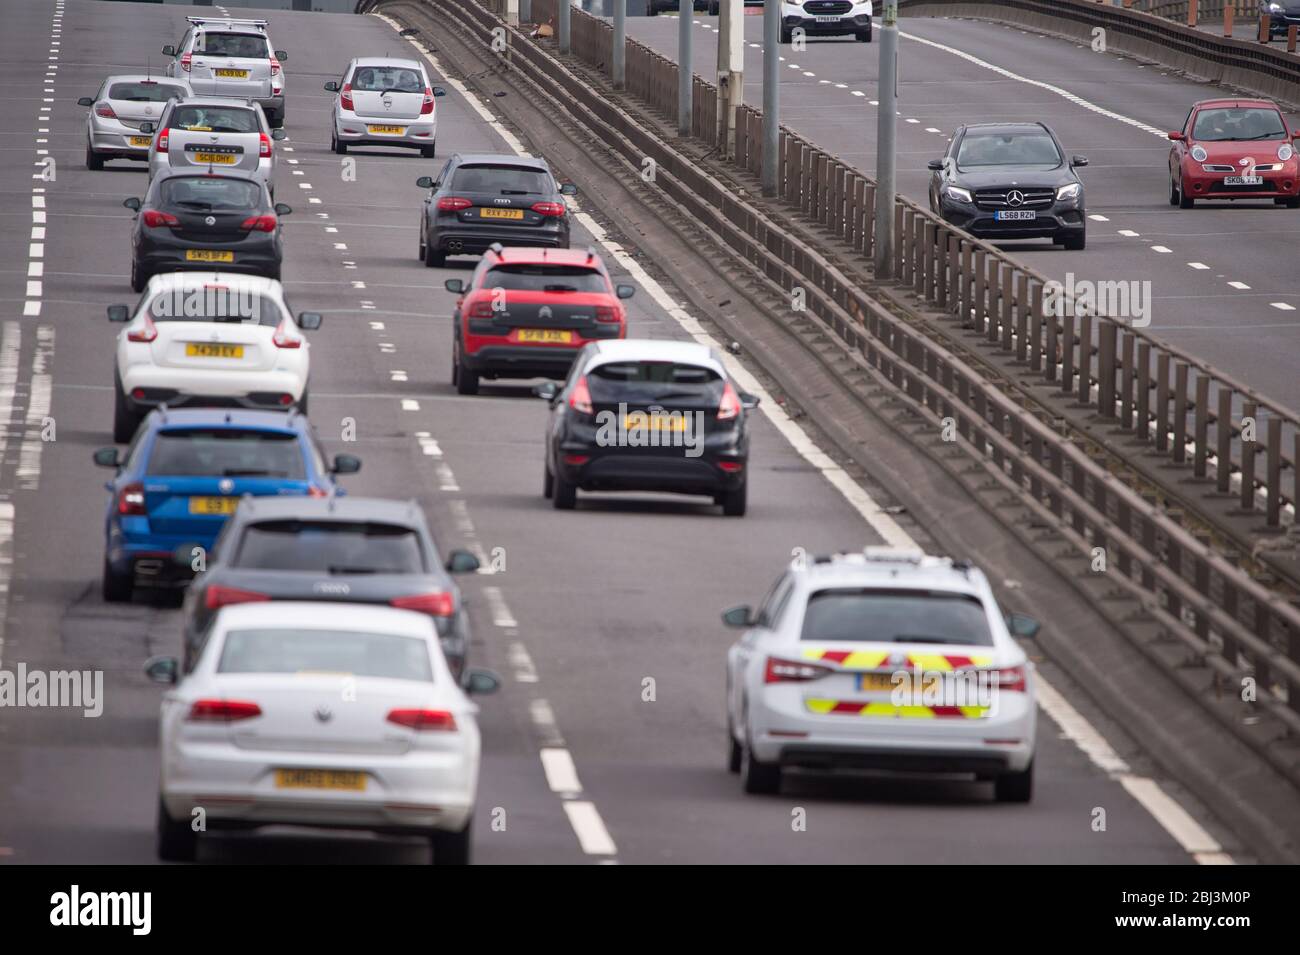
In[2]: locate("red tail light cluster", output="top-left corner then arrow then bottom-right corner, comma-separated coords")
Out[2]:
390,592 -> 455,617
568,375 -> 593,415
271,319 -> 302,349
716,380 -> 742,421
205,585 -> 270,611
157,129 -> 170,154
307,485 -> 330,498
340,82 -> 354,111
992,665 -> 1027,693
437,196 -> 472,212
127,315 -> 158,343
420,87 -> 435,115
466,301 -> 494,318
270,57 -> 282,77
187,699 -> 262,722
259,132 -> 272,158
180,53 -> 193,73
240,214 -> 278,233
530,201 -> 565,217
95,103 -> 117,119
764,657 -> 833,684
387,708 -> 457,731
141,210 -> 179,228
116,482 -> 146,516
594,305 -> 619,323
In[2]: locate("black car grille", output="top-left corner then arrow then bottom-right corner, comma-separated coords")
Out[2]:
1208,179 -> 1279,193
973,188 -> 1056,210
804,0 -> 853,14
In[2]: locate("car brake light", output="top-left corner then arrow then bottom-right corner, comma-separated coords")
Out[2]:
594,305 -> 618,323
467,301 -> 494,319
116,482 -> 146,516
992,665 -> 1027,693
717,380 -> 742,421
141,209 -> 179,228
420,87 -> 435,115
340,82 -> 354,111
568,375 -> 593,415
307,485 -> 329,497
530,201 -> 565,217
240,214 -> 277,233
764,657 -> 833,684
187,699 -> 262,722
270,57 -> 282,77
259,132 -> 272,158
387,708 -> 457,731
95,103 -> 117,119
390,592 -> 456,617
180,53 -> 192,73
127,315 -> 158,342
157,129 -> 169,153
205,585 -> 270,611
272,319 -> 302,348
437,196 -> 472,212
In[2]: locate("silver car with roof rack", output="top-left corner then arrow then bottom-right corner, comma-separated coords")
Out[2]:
163,17 -> 287,128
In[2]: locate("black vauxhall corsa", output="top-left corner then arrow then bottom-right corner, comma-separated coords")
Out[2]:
416,152 -> 576,267
124,167 -> 292,291
928,122 -> 1089,250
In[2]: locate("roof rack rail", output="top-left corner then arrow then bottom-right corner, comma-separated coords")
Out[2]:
187,16 -> 269,28
488,242 -> 504,255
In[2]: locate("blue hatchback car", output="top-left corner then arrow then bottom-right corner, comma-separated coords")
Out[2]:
94,407 -> 361,602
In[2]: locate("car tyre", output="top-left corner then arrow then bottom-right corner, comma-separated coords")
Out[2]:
1060,231 -> 1086,252
156,796 -> 198,862
421,141 -> 437,159
647,1 -> 658,13
331,129 -> 347,155
857,28 -> 873,42
296,390 -> 309,416
552,470 -> 577,510
994,760 -> 1034,803
543,460 -> 555,499
454,348 -> 479,396
86,143 -> 104,171
1285,196 -> 1300,209
102,556 -> 134,604
708,0 -> 719,13
741,731 -> 781,794
423,232 -> 446,268
721,479 -> 747,517
1169,177 -> 1181,206
113,384 -> 144,444
779,26 -> 793,44
430,818 -> 471,865
1179,184 -> 1194,209
727,720 -> 742,774
130,258 -> 149,294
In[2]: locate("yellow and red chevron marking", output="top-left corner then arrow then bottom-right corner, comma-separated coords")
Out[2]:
805,699 -> 990,719
800,648 -> 994,670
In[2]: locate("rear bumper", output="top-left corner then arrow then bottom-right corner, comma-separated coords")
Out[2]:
106,526 -> 215,584
776,744 -> 1025,775
134,233 -> 283,278
149,154 -> 273,186
429,222 -> 570,256
88,121 -> 154,158
462,343 -> 585,380
784,15 -> 872,36
556,448 -> 747,495
336,115 -> 436,148
118,367 -> 305,410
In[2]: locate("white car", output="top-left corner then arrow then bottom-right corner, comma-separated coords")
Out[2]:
79,75 -> 192,169
724,548 -> 1039,800
325,58 -> 445,157
147,602 -> 500,864
107,273 -> 320,443
163,16 -> 287,127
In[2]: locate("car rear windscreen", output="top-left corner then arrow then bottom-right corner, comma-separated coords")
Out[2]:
159,176 -> 261,211
801,588 -> 994,646
198,33 -> 269,58
351,66 -> 423,92
451,164 -> 551,195
956,132 -> 1061,168
146,430 -> 305,479
109,81 -> 187,102
232,520 -> 426,574
144,287 -> 284,326
485,265 -> 605,293
218,628 -> 433,681
1191,107 -> 1287,142
587,361 -> 723,404
170,105 -> 259,133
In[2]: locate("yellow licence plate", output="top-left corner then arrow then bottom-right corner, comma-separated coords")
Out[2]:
517,328 -> 573,344
366,124 -> 406,135
193,152 -> 236,164
130,135 -> 153,147
214,68 -> 249,79
188,496 -> 238,515
623,412 -> 688,432
186,343 -> 244,359
275,769 -> 367,791
185,249 -> 235,263
857,673 -> 898,692
480,207 -> 525,220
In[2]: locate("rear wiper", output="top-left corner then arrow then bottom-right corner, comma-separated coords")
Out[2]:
175,200 -> 214,210
499,189 -> 529,195
327,565 -> 380,575
379,87 -> 417,97
890,635 -> 962,645
221,468 -> 284,477
542,285 -> 578,292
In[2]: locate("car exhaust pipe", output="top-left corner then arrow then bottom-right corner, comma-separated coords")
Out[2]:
446,239 -> 463,253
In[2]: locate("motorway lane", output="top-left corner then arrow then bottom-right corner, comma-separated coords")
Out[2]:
628,13 -> 1300,409
0,0 -> 1218,864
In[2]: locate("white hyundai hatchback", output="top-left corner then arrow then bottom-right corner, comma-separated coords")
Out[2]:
147,602 -> 500,864
724,548 -> 1040,801
325,58 -> 445,157
107,273 -> 320,442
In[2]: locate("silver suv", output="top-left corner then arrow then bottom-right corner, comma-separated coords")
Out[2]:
143,97 -> 283,197
162,17 -> 287,128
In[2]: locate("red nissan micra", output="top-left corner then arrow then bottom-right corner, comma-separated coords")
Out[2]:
1168,98 -> 1300,208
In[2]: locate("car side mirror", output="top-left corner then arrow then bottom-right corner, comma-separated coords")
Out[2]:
107,304 -> 130,322
463,667 -> 501,696
532,381 -> 559,401
926,159 -> 944,171
1005,612 -> 1041,639
445,549 -> 480,574
721,605 -> 755,628
298,311 -> 322,330
1071,155 -> 1088,168
559,183 -> 577,195
162,45 -> 176,57
1167,131 -> 1184,141
123,197 -> 142,212
416,175 -> 435,189
444,278 -> 464,294
172,542 -> 205,568
144,655 -> 179,685
274,202 -> 293,216
323,81 -> 340,92
139,122 -> 154,135
331,454 -> 361,475
615,284 -> 635,299
78,96 -> 95,107
271,129 -> 287,141
739,392 -> 760,410
93,447 -> 121,468
433,86 -> 446,97
275,50 -> 288,61
1293,131 -> 1300,140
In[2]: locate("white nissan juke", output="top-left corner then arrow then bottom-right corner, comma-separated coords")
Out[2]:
108,272 -> 320,443
724,548 -> 1040,801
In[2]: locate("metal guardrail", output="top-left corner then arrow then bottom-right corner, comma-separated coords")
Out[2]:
365,0 -> 1300,754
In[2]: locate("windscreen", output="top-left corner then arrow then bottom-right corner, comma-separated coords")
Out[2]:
159,176 -> 261,210
146,430 -> 305,479
351,66 -> 423,92
170,105 -> 259,133
108,81 -> 187,102
198,33 -> 269,58
452,164 -> 551,195
218,628 -> 433,681
233,520 -> 426,574
587,361 -> 723,405
1192,107 -> 1287,142
484,265 -> 605,293
956,132 -> 1061,168
800,588 -> 994,646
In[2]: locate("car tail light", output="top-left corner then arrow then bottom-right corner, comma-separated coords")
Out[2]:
272,319 -> 302,348
594,305 -> 618,323
530,201 -> 566,217
241,214 -> 277,232
420,87 -> 435,115
568,375 -> 593,415
116,482 -> 146,516
307,485 -> 329,498
127,315 -> 158,342
95,103 -> 117,119
205,585 -> 270,611
390,592 -> 456,617
180,53 -> 192,73
437,196 -> 472,212
467,301 -> 494,319
992,665 -> 1027,693
717,380 -> 742,421
387,708 -> 457,731
563,453 -> 589,466
157,129 -> 169,154
764,657 -> 833,684
718,460 -> 744,473
340,82 -> 354,111
259,132 -> 272,158
141,210 -> 179,228
270,57 -> 282,77
187,699 -> 262,722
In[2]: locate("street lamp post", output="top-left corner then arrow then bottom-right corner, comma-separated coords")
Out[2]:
873,0 -> 898,279
679,0 -> 693,134
761,0 -> 779,195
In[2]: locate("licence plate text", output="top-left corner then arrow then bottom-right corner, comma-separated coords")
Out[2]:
188,496 -> 238,515
185,250 -> 235,263
480,207 -> 525,220
995,210 -> 1037,221
214,69 -> 249,79
517,328 -> 573,344
185,343 -> 244,359
274,769 -> 366,791
366,124 -> 406,135
130,135 -> 153,147
1224,175 -> 1263,186
192,152 -> 236,164
623,412 -> 688,432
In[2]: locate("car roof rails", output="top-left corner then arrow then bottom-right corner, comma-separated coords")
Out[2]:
156,402 -> 169,424
488,242 -> 504,256
187,16 -> 269,28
